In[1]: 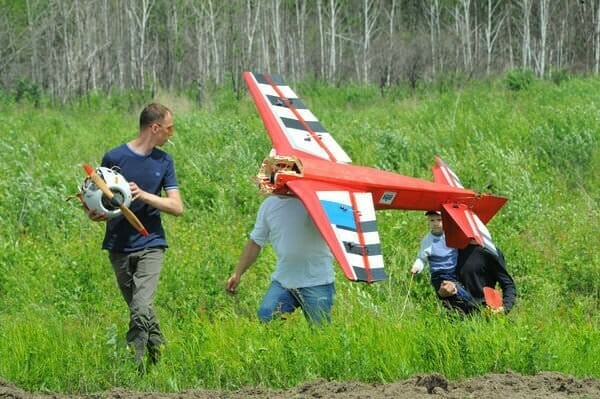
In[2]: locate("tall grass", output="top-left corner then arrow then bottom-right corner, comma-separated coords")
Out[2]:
0,76 -> 598,393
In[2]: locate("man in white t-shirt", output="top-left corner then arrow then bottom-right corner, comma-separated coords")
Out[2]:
226,195 -> 335,324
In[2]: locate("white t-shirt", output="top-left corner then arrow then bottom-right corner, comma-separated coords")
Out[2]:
250,195 -> 334,289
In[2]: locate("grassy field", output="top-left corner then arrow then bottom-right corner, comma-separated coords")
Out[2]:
0,76 -> 598,394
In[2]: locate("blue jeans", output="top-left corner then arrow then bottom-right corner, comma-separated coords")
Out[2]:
258,280 -> 335,325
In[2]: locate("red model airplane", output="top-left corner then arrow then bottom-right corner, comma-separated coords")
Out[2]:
243,72 -> 507,283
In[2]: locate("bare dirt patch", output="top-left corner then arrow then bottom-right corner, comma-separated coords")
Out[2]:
2,371 -> 599,399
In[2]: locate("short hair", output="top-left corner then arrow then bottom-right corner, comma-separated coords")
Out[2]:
139,103 -> 171,129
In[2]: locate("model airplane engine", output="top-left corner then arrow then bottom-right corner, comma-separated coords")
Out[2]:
255,155 -> 303,195
81,166 -> 132,218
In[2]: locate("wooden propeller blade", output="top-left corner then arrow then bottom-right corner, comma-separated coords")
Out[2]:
120,205 -> 149,237
83,164 -> 113,199
82,164 -> 149,237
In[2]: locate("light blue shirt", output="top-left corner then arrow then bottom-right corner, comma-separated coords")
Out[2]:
412,232 -> 458,276
250,196 -> 334,289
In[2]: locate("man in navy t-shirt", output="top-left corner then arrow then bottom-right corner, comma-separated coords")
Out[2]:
86,103 -> 183,368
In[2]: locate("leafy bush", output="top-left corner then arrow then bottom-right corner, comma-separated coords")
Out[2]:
15,78 -> 41,106
505,68 -> 535,91
549,68 -> 570,85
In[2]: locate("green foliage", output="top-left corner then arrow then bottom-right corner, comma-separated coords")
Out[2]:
430,71 -> 472,94
505,68 -> 535,91
549,68 -> 571,85
14,79 -> 41,106
0,76 -> 599,393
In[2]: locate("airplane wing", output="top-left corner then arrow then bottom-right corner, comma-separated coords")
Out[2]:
243,71 -> 352,163
286,179 -> 387,283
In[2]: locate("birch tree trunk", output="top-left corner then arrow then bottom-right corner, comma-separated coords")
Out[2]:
505,1 -> 514,69
100,0 -> 112,91
454,1 -> 473,72
461,0 -> 472,72
521,0 -> 532,69
484,0 -> 505,75
26,0 -> 41,84
206,0 -> 221,84
244,0 -> 261,71
165,2 -> 179,90
361,0 -> 379,84
125,0 -> 155,90
328,0 -> 339,80
426,0 -> 441,77
270,0 -> 284,73
556,7 -> 567,70
384,0 -> 398,86
294,0 -> 307,79
595,0 -> 600,74
59,1 -> 74,102
116,2 -> 126,90
259,6 -> 268,71
537,0 -> 550,77
189,0 -> 209,85
317,0 -> 325,79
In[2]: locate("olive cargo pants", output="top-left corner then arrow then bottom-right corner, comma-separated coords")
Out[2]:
109,248 -> 165,362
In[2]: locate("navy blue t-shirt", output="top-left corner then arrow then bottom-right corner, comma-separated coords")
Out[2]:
101,143 -> 178,252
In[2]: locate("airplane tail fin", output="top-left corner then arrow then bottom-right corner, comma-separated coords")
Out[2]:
441,204 -> 499,255
432,156 -> 464,188
433,157 -> 507,255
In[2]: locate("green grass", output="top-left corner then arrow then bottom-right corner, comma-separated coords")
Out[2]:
0,76 -> 598,393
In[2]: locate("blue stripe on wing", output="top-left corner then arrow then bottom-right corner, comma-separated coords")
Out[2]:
320,200 -> 356,231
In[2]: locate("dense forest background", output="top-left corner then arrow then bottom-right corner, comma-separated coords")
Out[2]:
2,0 -> 600,103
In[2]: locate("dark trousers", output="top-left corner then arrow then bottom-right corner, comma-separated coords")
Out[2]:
109,248 -> 165,358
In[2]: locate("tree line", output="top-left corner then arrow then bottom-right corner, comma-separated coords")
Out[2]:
1,0 -> 599,102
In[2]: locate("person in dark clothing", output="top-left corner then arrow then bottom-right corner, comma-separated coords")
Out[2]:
438,240 -> 517,314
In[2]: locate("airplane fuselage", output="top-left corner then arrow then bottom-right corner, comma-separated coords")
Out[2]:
258,155 -> 481,213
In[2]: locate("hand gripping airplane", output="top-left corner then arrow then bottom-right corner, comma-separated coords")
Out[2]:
243,72 -> 508,283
